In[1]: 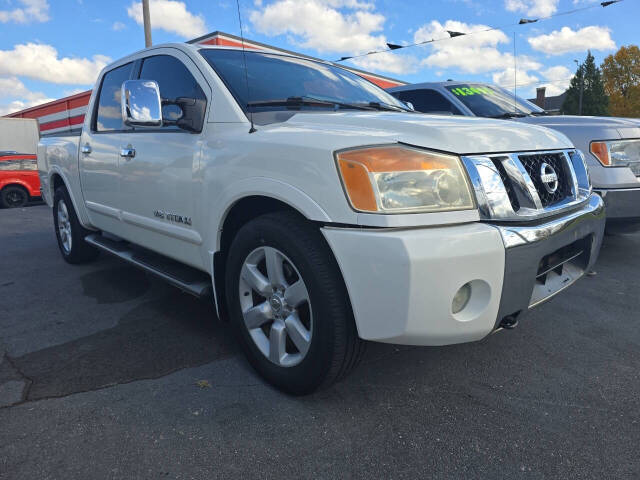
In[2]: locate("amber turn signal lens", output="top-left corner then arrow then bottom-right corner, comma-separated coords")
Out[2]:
590,142 -> 610,166
338,159 -> 378,211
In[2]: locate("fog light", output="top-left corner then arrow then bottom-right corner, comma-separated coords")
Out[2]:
452,283 -> 472,314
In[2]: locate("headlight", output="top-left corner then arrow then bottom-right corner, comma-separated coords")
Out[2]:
590,139 -> 640,175
336,145 -> 475,213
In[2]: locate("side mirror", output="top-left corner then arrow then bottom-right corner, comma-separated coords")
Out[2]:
172,97 -> 206,133
121,80 -> 162,127
404,101 -> 415,111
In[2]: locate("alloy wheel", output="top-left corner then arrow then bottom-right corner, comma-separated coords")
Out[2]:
238,246 -> 313,367
57,199 -> 73,253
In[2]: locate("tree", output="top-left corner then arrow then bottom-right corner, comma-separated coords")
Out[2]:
601,45 -> 640,117
561,51 -> 609,116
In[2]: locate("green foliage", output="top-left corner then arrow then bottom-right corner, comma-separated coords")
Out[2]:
561,52 -> 609,116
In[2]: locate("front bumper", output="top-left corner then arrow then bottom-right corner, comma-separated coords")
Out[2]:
595,187 -> 640,222
322,194 -> 605,346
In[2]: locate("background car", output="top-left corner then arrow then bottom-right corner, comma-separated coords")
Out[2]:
0,152 -> 41,208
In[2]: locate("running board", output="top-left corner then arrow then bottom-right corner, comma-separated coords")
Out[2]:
85,233 -> 212,298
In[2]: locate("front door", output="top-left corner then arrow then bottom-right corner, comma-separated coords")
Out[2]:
117,52 -> 209,268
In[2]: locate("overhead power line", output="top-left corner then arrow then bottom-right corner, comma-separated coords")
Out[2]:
334,0 -> 626,63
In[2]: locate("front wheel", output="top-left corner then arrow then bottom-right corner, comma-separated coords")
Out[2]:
53,186 -> 99,264
225,211 -> 365,395
0,185 -> 29,208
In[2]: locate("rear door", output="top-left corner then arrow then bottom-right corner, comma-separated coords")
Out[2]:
80,62 -> 134,232
117,51 -> 210,268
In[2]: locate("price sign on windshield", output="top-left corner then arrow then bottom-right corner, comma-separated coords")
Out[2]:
449,86 -> 494,96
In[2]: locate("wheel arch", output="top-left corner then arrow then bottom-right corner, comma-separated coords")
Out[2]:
0,182 -> 30,206
0,181 -> 30,195
208,180 -> 332,320
48,168 -> 94,230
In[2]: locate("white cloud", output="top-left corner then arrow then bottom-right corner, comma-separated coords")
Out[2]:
350,52 -> 418,75
112,21 -> 126,31
539,65 -> 572,95
415,20 -> 541,76
505,0 -> 558,17
0,43 -> 110,85
527,26 -> 615,55
250,0 -> 383,53
0,0 -> 49,24
0,76 -> 54,115
492,67 -> 539,89
127,0 -> 207,38
249,0 -> 415,74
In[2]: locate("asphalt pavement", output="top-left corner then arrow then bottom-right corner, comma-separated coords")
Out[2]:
1,205 -> 639,479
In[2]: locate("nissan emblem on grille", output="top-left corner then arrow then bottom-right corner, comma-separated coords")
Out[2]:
540,163 -> 559,194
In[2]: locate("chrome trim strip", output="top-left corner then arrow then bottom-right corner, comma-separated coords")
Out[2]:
495,194 -> 604,249
500,155 -> 542,209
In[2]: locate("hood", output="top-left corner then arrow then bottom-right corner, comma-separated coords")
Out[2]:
516,115 -> 640,140
274,111 -> 573,154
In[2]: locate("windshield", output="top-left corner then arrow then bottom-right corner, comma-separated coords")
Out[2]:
445,84 -> 544,117
200,49 -> 408,112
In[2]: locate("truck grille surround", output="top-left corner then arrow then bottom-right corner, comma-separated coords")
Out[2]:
461,149 -> 592,222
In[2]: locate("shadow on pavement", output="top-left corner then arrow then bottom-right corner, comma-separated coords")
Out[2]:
10,270 -> 238,402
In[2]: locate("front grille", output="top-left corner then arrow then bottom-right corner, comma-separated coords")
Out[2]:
518,153 -> 572,207
491,158 -> 520,211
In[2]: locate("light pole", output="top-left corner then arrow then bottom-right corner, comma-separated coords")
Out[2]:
142,0 -> 152,48
574,59 -> 584,115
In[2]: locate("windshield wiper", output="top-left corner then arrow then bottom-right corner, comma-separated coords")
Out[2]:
489,112 -> 528,119
365,101 -> 412,112
530,110 -> 550,116
246,96 -> 375,111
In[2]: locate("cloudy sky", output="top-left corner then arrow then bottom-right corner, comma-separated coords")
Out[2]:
0,0 -> 636,115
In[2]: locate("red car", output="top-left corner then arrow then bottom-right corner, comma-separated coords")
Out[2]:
0,152 -> 41,208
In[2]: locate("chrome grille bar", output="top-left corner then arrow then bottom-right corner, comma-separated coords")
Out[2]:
462,149 -> 592,222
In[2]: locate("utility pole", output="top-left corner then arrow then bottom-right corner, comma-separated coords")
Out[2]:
142,0 -> 152,48
574,59 -> 584,115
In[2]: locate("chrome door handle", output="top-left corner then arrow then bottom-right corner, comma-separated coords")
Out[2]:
120,147 -> 136,159
81,144 -> 92,155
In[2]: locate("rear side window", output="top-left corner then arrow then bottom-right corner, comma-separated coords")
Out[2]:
94,62 -> 134,132
394,89 -> 462,115
139,55 -> 206,128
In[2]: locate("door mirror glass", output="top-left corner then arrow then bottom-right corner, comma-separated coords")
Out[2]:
121,80 -> 162,127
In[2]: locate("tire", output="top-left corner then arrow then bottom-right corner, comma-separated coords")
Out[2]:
225,211 -> 365,395
1,185 -> 29,208
53,186 -> 99,264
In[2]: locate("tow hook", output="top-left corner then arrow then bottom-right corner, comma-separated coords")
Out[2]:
499,314 -> 519,330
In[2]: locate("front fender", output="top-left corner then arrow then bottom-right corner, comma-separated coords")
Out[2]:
206,177 -> 332,254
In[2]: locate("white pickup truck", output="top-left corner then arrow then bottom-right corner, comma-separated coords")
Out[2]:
38,43 -> 605,394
